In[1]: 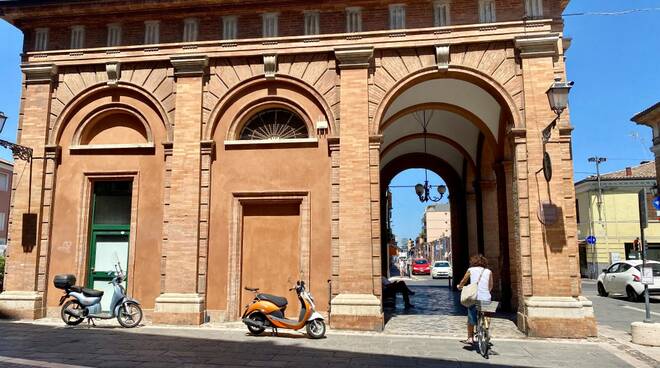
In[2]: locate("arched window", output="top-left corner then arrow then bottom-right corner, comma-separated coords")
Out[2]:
239,108 -> 309,140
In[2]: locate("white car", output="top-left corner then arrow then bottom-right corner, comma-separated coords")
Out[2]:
431,261 -> 452,279
597,260 -> 660,301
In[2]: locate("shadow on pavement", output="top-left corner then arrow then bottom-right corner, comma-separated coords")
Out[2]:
0,322 -> 523,367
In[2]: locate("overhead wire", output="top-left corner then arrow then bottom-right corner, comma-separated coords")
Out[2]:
563,7 -> 660,17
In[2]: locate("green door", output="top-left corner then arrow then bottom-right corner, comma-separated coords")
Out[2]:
88,181 -> 132,311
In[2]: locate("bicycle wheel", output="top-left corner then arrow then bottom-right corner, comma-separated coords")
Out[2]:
478,314 -> 490,358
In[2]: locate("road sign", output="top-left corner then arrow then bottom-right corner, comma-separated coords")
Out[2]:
586,235 -> 596,245
653,196 -> 660,210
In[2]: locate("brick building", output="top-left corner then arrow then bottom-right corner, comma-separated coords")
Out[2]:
0,0 -> 596,337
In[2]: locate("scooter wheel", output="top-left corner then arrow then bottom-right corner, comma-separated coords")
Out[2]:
246,314 -> 266,335
306,319 -> 326,339
61,300 -> 84,326
117,302 -> 143,328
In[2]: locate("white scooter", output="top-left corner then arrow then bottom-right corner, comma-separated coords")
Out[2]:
54,263 -> 142,328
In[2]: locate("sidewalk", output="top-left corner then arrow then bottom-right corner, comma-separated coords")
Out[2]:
0,320 -> 651,368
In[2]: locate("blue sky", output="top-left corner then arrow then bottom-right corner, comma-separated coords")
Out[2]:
0,1 -> 658,244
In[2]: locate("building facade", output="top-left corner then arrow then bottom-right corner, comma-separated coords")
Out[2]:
575,162 -> 660,278
0,0 -> 596,337
423,203 -> 451,261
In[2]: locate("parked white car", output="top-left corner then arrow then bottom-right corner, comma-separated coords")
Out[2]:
431,261 -> 452,279
597,260 -> 660,301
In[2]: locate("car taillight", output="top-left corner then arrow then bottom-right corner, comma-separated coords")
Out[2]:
633,274 -> 641,282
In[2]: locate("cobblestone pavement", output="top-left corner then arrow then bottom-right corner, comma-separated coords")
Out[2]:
0,321 -> 637,368
383,278 -> 523,338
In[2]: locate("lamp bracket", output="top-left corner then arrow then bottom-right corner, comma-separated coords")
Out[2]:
0,139 -> 33,162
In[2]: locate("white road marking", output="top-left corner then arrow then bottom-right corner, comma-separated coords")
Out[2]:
622,305 -> 660,317
0,356 -> 92,368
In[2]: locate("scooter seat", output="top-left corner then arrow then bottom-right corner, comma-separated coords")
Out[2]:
81,288 -> 104,297
257,293 -> 287,308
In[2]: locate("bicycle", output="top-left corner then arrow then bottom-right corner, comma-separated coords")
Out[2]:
475,300 -> 498,358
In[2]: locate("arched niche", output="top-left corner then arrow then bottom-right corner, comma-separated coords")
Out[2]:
71,104 -> 154,151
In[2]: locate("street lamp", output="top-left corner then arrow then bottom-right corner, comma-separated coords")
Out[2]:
538,78 -> 574,183
412,109 -> 448,203
415,181 -> 446,203
0,111 -> 33,162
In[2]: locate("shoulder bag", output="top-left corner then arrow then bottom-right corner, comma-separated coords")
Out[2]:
460,268 -> 485,307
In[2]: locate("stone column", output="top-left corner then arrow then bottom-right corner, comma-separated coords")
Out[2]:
0,64 -> 57,319
329,46 -> 383,331
465,191 -> 479,258
514,35 -> 596,337
153,55 -> 208,325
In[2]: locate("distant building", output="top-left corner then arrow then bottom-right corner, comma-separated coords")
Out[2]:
575,161 -> 658,278
422,203 -> 451,262
0,160 -> 12,256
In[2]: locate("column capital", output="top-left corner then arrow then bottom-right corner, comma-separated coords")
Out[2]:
21,63 -> 57,84
369,135 -> 383,149
328,136 -> 340,152
170,55 -> 208,77
334,46 -> 374,69
200,140 -> 216,159
514,34 -> 559,59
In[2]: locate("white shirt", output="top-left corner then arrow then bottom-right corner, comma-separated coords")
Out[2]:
468,266 -> 492,302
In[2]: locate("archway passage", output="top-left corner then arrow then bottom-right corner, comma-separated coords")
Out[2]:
377,73 -> 519,334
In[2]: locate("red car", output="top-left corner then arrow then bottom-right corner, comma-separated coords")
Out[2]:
412,259 -> 431,275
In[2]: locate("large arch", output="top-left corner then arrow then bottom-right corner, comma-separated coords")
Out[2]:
376,65 -> 519,313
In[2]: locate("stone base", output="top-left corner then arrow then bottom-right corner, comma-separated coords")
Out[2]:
631,322 -> 660,346
330,293 -> 383,331
0,291 -> 44,320
152,293 -> 205,325
519,296 -> 597,338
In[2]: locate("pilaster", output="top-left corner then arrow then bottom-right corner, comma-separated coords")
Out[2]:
153,55 -> 208,325
514,35 -> 596,337
330,46 -> 383,331
0,64 -> 57,320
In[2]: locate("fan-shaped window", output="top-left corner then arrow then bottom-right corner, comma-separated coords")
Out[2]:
239,109 -> 308,140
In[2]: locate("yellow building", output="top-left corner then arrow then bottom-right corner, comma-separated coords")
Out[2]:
576,161 -> 660,278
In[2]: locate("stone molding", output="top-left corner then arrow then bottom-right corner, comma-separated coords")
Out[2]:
106,61 -> 121,87
330,293 -> 381,316
154,293 -> 205,313
334,46 -> 374,69
21,64 -> 57,84
435,44 -> 450,71
514,34 -> 559,58
170,55 -> 208,76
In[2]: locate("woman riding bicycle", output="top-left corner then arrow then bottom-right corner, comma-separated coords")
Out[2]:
457,254 -> 493,345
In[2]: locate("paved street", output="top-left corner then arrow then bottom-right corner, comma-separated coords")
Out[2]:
0,321 -> 637,368
581,279 -> 660,332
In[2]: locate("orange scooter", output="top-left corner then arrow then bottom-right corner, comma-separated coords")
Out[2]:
241,280 -> 326,339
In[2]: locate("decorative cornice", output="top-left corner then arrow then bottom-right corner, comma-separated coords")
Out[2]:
106,61 -> 121,87
334,46 -> 374,69
21,63 -> 57,84
514,33 -> 559,58
44,144 -> 61,164
170,55 -> 208,77
435,44 -> 450,71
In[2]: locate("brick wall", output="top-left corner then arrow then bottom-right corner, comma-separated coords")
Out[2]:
19,0 -> 564,51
